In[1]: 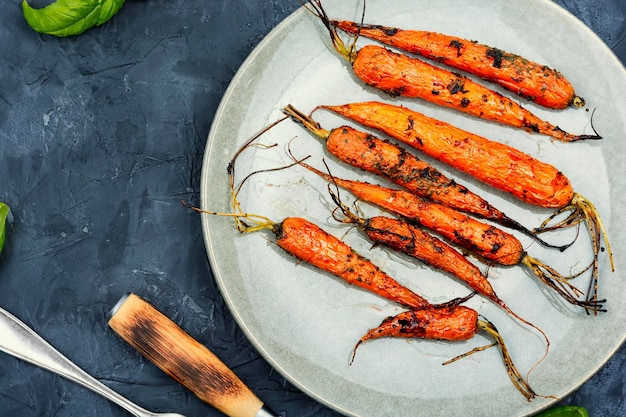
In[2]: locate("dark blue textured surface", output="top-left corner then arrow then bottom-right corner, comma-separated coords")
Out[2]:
0,1 -> 624,416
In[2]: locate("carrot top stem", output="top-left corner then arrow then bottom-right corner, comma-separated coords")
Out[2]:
493,214 -> 574,252
533,193 -> 613,312
476,319 -> 537,401
181,200 -> 276,233
520,255 -> 605,313
304,0 -> 359,63
283,104 -> 330,139
445,319 -> 537,401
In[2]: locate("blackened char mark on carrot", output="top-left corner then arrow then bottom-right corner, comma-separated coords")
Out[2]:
382,85 -> 406,97
522,119 -> 541,133
404,116 -> 423,146
272,222 -> 284,240
446,75 -> 468,94
449,39 -> 464,57
486,47 -> 505,68
397,316 -> 429,336
483,228 -> 504,254
370,23 -> 398,37
452,230 -> 481,255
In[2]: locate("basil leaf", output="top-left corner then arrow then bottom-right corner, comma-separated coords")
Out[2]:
22,0 -> 126,37
0,202 -> 9,254
95,0 -> 125,25
536,406 -> 589,417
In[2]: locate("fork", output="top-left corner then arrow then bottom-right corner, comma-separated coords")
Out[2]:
0,306 -> 185,417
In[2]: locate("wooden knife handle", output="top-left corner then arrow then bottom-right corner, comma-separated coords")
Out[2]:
108,293 -> 269,417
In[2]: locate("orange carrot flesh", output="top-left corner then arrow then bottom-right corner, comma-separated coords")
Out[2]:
303,161 -> 524,266
362,216 -> 498,298
332,20 -> 582,110
283,104 -> 508,223
284,104 -> 569,250
357,306 -> 478,343
356,216 -> 553,355
351,306 -> 537,400
310,163 -> 603,312
350,45 -> 597,142
304,1 -> 599,142
273,217 -> 432,309
325,126 -> 501,215
363,190 -> 524,267
313,101 -> 612,309
319,101 -> 575,208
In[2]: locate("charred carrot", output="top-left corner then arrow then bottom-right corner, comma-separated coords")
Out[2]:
328,190 -> 503,299
317,101 -> 613,307
190,127 -> 470,311
319,101 -> 574,208
318,170 -> 602,312
301,159 -> 534,264
330,191 -> 547,320
283,104 -> 558,249
350,306 -> 537,401
200,212 -> 463,309
273,216 -> 436,309
331,20 -> 584,109
304,1 -> 600,142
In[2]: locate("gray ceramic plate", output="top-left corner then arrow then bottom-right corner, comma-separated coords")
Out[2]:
200,1 -> 626,416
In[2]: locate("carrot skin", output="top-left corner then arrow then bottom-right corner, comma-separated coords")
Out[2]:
321,101 -> 575,209
351,305 -> 538,400
284,104 -> 541,245
363,216 -> 499,297
350,180 -> 524,266
273,217 -> 431,309
325,125 -> 507,220
305,163 -> 523,265
358,306 -> 478,343
333,20 -> 580,109
351,45 -> 593,142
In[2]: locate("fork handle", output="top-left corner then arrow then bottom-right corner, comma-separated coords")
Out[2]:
108,293 -> 278,417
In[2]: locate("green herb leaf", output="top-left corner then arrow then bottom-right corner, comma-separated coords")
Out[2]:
0,202 -> 9,254
536,406 -> 589,417
22,0 -> 126,37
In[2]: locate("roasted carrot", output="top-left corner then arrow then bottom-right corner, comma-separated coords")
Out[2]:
359,215 -> 500,297
331,20 -> 584,109
315,167 -> 602,312
350,306 -> 537,401
327,190 -> 500,300
283,104 -> 559,249
328,188 -> 552,325
197,110 -> 535,402
317,100 -> 613,308
300,159 -> 533,264
319,101 -> 573,208
273,216 -> 437,309
304,1 -> 600,142
189,126 -> 471,311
